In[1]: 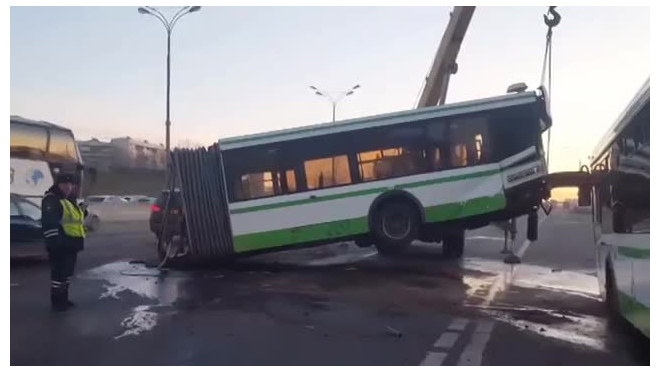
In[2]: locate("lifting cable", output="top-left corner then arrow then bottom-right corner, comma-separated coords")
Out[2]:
539,6 -> 561,171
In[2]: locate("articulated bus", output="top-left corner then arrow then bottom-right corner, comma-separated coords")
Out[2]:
10,115 -> 84,204
588,79 -> 650,337
215,86 -> 552,258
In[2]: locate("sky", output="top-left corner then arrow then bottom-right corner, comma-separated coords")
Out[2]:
10,6 -> 650,174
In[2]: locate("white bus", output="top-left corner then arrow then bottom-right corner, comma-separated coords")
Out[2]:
214,86 -> 552,258
587,79 -> 649,337
10,115 -> 84,204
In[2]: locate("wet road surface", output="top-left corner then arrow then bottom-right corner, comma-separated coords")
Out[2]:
10,211 -> 649,365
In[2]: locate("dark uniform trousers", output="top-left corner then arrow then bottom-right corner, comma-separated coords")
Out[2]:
49,251 -> 78,303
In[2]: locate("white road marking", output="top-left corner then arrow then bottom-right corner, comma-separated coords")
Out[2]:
475,320 -> 495,334
433,331 -> 460,348
419,214 -> 552,366
420,351 -> 448,366
457,320 -> 495,366
447,317 -> 469,331
361,251 -> 378,258
454,214 -> 549,365
10,283 -> 19,287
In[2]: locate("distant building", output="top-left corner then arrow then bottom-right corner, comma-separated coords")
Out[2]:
77,136 -> 166,171
110,137 -> 166,170
77,139 -> 115,171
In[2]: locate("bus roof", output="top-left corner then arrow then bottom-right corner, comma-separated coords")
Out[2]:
591,78 -> 650,166
10,115 -> 72,132
218,88 -> 547,150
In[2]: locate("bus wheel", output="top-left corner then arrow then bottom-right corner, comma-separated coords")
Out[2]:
372,201 -> 419,255
442,230 -> 465,259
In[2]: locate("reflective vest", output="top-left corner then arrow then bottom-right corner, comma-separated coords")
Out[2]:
60,199 -> 86,238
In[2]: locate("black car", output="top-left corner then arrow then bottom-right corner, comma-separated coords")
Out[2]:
149,189 -> 185,239
10,194 -> 45,259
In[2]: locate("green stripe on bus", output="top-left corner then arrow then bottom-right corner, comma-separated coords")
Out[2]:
425,195 -> 506,222
618,246 -> 650,259
230,168 -> 501,215
233,216 -> 369,252
232,194 -> 506,252
619,291 -> 650,337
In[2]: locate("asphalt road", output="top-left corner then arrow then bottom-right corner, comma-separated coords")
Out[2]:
10,209 -> 649,365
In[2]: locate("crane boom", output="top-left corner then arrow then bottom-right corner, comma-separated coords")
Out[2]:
417,6 -> 475,108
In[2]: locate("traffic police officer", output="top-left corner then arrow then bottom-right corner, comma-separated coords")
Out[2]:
42,172 -> 87,312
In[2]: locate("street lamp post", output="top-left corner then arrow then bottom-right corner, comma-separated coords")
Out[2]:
308,84 -> 360,184
138,6 -> 201,178
309,84 -> 361,122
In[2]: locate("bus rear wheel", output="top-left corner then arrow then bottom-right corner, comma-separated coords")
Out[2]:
372,201 -> 419,255
442,230 -> 465,259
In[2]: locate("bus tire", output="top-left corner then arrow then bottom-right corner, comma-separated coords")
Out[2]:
442,230 -> 465,259
372,201 -> 420,255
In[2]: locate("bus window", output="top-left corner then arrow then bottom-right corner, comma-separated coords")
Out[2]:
10,123 -> 48,158
427,120 -> 449,171
285,170 -> 297,193
358,148 -> 399,181
239,172 -> 275,200
451,144 -> 468,167
489,106 -> 537,162
48,129 -> 79,162
447,116 -> 489,168
305,155 -> 351,190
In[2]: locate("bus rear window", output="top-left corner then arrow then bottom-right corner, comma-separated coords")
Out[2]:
48,129 -> 79,162
10,123 -> 48,157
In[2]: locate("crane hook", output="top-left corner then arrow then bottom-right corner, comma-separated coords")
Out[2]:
544,6 -> 561,28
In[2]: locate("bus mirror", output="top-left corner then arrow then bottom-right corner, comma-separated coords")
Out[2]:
578,186 -> 591,207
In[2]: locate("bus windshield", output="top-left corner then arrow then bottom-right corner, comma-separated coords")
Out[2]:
10,120 -> 81,164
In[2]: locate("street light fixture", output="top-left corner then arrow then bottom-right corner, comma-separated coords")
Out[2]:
138,6 -> 201,178
309,84 -> 361,122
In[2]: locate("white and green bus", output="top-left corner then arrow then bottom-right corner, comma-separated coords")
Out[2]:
588,78 -> 649,337
213,86 -> 552,258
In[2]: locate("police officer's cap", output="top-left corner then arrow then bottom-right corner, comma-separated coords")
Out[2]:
55,173 -> 78,185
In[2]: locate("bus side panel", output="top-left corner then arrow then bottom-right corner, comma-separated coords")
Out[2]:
632,240 -> 650,337
229,166 -> 505,253
10,158 -> 53,203
601,233 -> 650,336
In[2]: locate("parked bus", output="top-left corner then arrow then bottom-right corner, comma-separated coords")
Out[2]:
209,86 -> 551,258
10,115 -> 84,204
588,78 -> 649,337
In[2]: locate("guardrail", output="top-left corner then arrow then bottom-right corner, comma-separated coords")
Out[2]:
88,203 -> 151,222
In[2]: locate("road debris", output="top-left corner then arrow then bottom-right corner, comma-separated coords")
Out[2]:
386,326 -> 403,337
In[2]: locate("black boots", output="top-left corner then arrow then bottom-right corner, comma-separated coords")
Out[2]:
50,284 -> 75,312
50,287 -> 67,312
